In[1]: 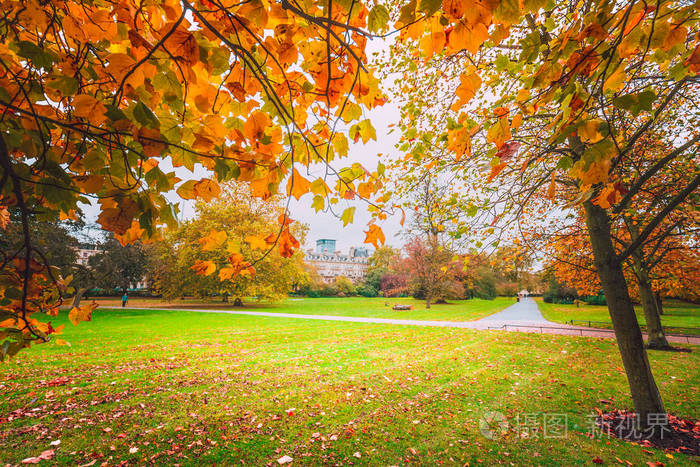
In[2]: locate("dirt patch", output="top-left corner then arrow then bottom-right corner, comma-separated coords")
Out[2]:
596,410 -> 699,456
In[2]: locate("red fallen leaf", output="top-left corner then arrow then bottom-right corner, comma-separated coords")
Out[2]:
116,433 -> 127,438
21,449 -> 55,464
285,408 -> 296,416
592,456 -> 603,464
646,462 -> 664,467
46,376 -> 70,387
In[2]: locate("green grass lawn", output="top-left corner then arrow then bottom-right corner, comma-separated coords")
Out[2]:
1,305 -> 698,465
97,296 -> 514,322
537,299 -> 700,334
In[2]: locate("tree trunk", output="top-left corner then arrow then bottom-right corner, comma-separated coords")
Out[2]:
633,262 -> 670,349
655,292 -> 663,315
425,292 -> 431,309
626,216 -> 669,349
71,287 -> 88,308
233,297 -> 243,307
583,201 -> 665,421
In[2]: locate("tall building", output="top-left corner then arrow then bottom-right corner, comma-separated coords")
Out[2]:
305,239 -> 371,282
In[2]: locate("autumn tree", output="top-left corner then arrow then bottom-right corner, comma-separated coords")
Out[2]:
89,235 -> 149,294
150,184 -> 308,304
0,0 -> 387,356
546,205 -> 698,348
383,0 -> 699,420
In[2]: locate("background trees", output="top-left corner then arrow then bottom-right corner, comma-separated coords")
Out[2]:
149,184 -> 307,304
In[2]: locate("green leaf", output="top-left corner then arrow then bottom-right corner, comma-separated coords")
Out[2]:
132,102 -> 160,128
399,0 -> 417,24
612,90 -> 656,116
46,75 -> 78,96
16,40 -> 56,69
418,0 -> 441,16
494,0 -> 521,23
556,156 -> 573,170
368,5 -> 390,32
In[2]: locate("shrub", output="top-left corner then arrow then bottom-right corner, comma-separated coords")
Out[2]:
585,294 -> 607,306
357,284 -> 378,297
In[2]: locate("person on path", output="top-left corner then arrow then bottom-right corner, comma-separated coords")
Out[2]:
121,292 -> 128,308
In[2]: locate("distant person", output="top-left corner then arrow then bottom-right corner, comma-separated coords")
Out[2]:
121,292 -> 128,307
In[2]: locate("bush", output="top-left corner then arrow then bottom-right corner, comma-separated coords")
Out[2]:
584,294 -> 606,306
357,284 -> 378,297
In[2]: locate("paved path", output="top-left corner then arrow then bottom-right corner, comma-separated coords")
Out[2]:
129,298 -> 699,345
473,297 -> 548,325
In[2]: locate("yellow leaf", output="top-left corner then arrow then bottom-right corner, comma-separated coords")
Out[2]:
310,178 -> 330,197
243,111 -> 270,142
447,126 -> 471,159
486,118 -> 511,149
68,302 -> 97,326
341,207 -> 355,226
199,230 -> 227,251
578,119 -> 604,143
448,22 -> 489,54
54,339 -> 70,346
603,67 -> 626,93
245,234 -> 268,251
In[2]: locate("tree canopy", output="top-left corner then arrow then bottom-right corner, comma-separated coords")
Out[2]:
149,183 -> 308,302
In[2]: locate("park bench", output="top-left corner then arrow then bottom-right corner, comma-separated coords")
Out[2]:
392,304 -> 413,311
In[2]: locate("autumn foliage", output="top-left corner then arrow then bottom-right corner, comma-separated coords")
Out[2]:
0,0 -> 388,356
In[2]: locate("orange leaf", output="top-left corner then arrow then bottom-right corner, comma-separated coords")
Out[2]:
364,224 -> 385,248
287,168 -> 311,200
191,260 -> 216,276
68,302 -> 97,326
72,94 -> 107,125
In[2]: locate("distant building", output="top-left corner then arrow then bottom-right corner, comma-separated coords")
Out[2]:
73,243 -> 148,290
75,243 -> 102,266
305,239 -> 371,282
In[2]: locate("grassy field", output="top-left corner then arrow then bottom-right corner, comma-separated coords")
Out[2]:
538,299 -> 700,333
87,296 -> 514,322
1,305 -> 698,465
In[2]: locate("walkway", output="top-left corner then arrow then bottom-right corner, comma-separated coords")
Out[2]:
134,298 -> 699,345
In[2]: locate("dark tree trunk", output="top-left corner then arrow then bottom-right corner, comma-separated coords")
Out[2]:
655,291 -> 663,315
233,297 -> 243,307
425,292 -> 431,309
627,216 -> 669,349
71,287 -> 88,308
633,261 -> 670,349
583,201 -> 665,421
